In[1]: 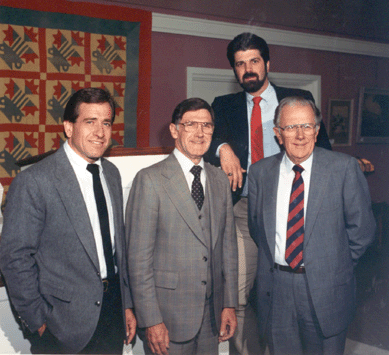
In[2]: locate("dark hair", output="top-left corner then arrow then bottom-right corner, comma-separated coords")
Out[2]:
274,96 -> 322,127
227,32 -> 270,67
171,98 -> 214,125
63,87 -> 116,124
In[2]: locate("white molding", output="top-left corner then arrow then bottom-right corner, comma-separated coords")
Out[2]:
153,13 -> 389,59
187,67 -> 321,109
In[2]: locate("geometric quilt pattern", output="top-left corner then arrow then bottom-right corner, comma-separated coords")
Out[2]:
0,24 -> 126,193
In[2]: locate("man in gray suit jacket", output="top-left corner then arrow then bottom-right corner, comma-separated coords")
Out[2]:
0,88 -> 136,354
126,98 -> 238,355
248,96 -> 375,355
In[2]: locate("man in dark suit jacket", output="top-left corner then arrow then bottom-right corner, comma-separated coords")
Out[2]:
126,98 -> 238,355
204,32 -> 332,355
0,88 -> 136,354
248,96 -> 375,354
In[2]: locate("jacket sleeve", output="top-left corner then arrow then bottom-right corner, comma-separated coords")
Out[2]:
0,171 -> 51,333
204,96 -> 228,167
343,157 -> 376,265
125,170 -> 163,328
221,174 -> 238,308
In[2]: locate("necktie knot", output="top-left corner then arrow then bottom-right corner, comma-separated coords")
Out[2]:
87,163 -> 99,176
253,96 -> 262,105
190,165 -> 202,177
293,164 -> 304,174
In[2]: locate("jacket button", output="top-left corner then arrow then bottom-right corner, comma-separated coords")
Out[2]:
266,292 -> 271,297
95,301 -> 101,306
199,215 -> 202,219
203,256 -> 208,262
201,281 -> 207,285
270,267 -> 274,273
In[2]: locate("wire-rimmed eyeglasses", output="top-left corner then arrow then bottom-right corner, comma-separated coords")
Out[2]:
178,121 -> 214,134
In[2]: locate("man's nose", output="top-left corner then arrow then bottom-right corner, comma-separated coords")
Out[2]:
94,124 -> 105,137
295,125 -> 304,139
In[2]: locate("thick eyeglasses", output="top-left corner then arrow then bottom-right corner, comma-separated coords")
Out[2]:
278,123 -> 317,136
179,121 -> 214,134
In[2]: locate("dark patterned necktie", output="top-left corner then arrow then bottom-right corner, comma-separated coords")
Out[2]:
285,164 -> 304,270
87,164 -> 115,279
251,96 -> 263,164
190,165 -> 204,210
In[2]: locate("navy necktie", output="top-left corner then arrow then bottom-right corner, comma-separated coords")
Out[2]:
190,165 -> 204,210
87,164 -> 115,279
285,164 -> 304,270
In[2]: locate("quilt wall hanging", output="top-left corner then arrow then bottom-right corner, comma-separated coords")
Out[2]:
0,0 -> 152,194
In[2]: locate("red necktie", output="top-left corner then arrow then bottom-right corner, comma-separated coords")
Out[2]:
285,165 -> 304,270
251,96 -> 263,164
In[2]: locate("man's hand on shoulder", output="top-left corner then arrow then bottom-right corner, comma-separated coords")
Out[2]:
219,144 -> 246,191
124,308 -> 137,345
145,322 -> 169,355
219,307 -> 237,342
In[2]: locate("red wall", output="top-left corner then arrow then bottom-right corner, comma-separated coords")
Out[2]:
148,32 -> 389,203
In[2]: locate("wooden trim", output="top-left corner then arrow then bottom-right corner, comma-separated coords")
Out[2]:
104,146 -> 173,157
152,13 -> 389,59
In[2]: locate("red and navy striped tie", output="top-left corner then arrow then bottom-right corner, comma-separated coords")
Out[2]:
285,164 -> 304,270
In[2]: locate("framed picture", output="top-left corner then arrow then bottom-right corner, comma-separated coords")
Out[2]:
357,87 -> 389,143
328,99 -> 353,146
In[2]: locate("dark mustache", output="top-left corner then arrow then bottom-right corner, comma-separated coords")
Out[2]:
242,72 -> 259,80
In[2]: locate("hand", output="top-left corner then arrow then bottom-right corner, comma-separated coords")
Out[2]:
145,322 -> 169,355
357,158 -> 374,173
219,144 -> 246,192
218,307 -> 237,342
38,323 -> 46,337
124,308 -> 137,345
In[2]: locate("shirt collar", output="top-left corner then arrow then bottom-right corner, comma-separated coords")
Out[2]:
173,148 -> 204,176
283,150 -> 314,174
245,82 -> 275,106
64,140 -> 102,172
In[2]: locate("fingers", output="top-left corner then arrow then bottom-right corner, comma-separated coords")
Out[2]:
219,145 -> 246,191
146,323 -> 169,355
38,323 -> 46,337
218,308 -> 237,342
124,309 -> 137,344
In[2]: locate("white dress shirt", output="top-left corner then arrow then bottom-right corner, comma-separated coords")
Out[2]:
64,141 -> 115,278
216,83 -> 280,197
173,148 -> 206,194
274,152 -> 313,266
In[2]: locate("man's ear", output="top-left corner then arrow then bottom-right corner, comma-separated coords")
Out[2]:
314,125 -> 320,143
273,126 -> 283,145
169,123 -> 178,140
63,121 -> 73,139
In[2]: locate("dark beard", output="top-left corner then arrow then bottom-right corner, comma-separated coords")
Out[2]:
239,72 -> 267,93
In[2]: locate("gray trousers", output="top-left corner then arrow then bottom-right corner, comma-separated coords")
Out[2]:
267,268 -> 347,355
229,198 -> 263,355
143,297 -> 218,355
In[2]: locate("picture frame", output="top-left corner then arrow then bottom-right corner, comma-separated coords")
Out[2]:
357,87 -> 389,144
328,99 -> 354,146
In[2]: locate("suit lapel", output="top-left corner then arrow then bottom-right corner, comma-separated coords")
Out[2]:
204,163 -> 220,250
263,153 -> 283,261
102,159 -> 123,258
53,147 -> 100,271
304,148 -> 331,244
161,154 -> 207,247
